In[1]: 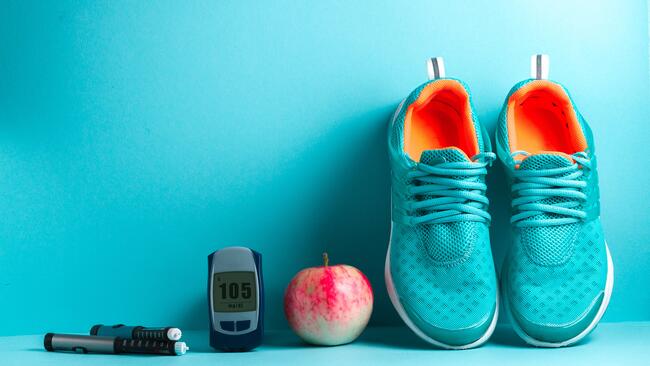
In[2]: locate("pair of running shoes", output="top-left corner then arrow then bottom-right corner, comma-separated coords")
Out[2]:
385,55 -> 613,349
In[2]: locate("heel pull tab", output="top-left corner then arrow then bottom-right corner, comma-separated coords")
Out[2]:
426,57 -> 445,80
530,54 -> 549,80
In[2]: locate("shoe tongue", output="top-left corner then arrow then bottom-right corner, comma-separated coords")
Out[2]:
419,148 -> 470,164
518,152 -> 573,170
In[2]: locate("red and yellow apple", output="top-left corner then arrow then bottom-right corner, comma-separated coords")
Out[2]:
284,253 -> 373,346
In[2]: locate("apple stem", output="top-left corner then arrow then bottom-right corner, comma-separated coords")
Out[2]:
322,252 -> 329,267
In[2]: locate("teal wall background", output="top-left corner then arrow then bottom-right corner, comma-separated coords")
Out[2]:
1,0 -> 649,336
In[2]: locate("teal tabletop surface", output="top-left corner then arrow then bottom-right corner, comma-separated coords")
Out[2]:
2,323 -> 648,366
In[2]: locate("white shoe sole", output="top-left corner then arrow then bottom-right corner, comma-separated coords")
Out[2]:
384,224 -> 499,350
502,242 -> 614,347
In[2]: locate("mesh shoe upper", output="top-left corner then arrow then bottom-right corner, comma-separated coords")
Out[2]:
387,78 -> 497,347
496,78 -> 610,344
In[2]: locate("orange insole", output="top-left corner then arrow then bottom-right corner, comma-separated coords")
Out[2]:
507,81 -> 587,155
403,80 -> 478,161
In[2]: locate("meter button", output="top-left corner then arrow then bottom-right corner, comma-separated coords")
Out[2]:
220,321 -> 235,332
236,320 -> 250,331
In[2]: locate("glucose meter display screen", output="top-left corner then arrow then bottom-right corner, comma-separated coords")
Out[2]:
213,271 -> 257,312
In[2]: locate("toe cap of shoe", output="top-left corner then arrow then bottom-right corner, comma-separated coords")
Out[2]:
402,300 -> 496,348
510,292 -> 604,345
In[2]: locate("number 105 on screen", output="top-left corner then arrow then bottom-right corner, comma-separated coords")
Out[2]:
213,272 -> 257,312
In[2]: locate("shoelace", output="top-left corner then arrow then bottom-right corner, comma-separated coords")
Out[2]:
405,152 -> 496,225
511,151 -> 590,227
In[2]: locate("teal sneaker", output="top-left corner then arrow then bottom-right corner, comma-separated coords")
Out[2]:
497,55 -> 614,347
385,57 -> 498,349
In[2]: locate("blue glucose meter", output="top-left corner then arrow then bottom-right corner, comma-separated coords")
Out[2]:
208,247 -> 264,351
